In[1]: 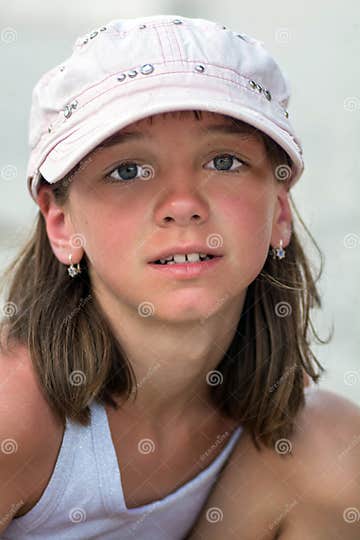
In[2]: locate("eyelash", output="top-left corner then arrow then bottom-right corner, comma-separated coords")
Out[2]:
104,153 -> 249,183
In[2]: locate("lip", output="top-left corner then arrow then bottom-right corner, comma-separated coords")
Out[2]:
147,255 -> 223,279
147,244 -> 224,263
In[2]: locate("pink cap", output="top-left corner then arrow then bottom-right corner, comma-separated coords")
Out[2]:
26,14 -> 304,203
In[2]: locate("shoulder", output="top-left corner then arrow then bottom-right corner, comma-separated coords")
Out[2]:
0,340 -> 57,430
270,387 -> 360,537
235,386 -> 360,499
231,386 -> 360,475
0,337 -> 65,448
185,387 -> 360,539
0,341 -> 64,519
0,341 -> 45,428
288,387 -> 360,504
292,386 -> 360,465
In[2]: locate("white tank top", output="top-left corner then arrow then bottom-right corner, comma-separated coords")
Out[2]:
2,399 -> 243,539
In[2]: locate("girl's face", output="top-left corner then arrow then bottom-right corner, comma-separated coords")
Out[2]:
54,111 -> 291,323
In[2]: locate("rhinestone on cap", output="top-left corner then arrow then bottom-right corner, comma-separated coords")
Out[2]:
249,80 -> 257,89
139,24 -> 147,29
195,64 -> 205,73
99,26 -> 107,31
117,73 -> 126,82
90,31 -> 98,39
140,64 -> 154,75
285,110 -> 289,118
172,19 -> 183,24
127,70 -> 138,78
82,38 -> 88,44
255,83 -> 263,93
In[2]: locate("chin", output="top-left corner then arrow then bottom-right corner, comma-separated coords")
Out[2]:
153,296 -> 226,323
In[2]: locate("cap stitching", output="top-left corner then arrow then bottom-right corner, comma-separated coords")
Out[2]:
153,26 -> 165,62
55,59 -> 286,119
40,75 -> 286,155
76,68 -> 286,118
31,64 -> 288,157
119,19 -> 216,34
163,22 -> 176,59
78,20 -> 216,42
37,71 -> 288,159
168,21 -> 183,61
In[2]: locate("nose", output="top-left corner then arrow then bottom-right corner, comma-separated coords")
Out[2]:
153,175 -> 210,227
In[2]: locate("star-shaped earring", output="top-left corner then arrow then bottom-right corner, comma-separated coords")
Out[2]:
275,239 -> 286,259
270,239 -> 286,260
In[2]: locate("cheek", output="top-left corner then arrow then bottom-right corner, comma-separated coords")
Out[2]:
216,187 -> 274,273
218,183 -> 273,239
75,192 -> 145,271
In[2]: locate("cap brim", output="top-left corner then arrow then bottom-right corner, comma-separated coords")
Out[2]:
30,80 -> 304,201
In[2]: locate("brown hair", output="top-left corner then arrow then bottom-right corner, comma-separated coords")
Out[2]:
0,110 -> 332,453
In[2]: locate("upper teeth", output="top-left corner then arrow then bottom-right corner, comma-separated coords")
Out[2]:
159,252 -> 209,263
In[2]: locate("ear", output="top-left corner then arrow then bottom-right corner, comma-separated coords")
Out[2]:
37,185 -> 84,266
270,185 -> 292,250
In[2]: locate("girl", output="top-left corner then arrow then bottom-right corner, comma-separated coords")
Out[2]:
1,13 -> 358,540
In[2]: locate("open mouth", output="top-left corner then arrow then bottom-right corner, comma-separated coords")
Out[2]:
151,254 -> 218,265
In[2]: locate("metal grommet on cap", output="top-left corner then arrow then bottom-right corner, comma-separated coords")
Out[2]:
140,64 -> 154,75
195,64 -> 205,73
264,89 -> 272,101
139,24 -> 147,29
117,73 -> 126,82
90,31 -> 98,39
127,70 -> 138,78
172,19 -> 183,24
249,80 -> 272,101
64,105 -> 72,118
63,99 -> 78,119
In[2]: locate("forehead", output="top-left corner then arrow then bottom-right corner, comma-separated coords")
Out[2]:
130,110 -> 250,129
98,110 -> 264,148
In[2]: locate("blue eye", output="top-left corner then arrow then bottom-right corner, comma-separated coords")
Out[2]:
105,153 -> 247,183
205,154 -> 247,173
106,162 -> 144,183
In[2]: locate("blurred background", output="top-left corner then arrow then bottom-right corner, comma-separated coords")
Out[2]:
0,0 -> 359,405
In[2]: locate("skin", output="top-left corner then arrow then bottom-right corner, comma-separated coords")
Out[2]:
185,388 -> 360,539
29,111 -> 360,538
37,110 -> 293,439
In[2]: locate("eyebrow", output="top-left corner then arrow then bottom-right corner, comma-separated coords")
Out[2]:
100,123 -> 262,148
